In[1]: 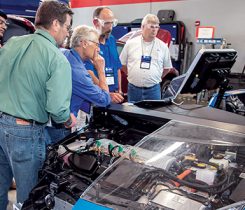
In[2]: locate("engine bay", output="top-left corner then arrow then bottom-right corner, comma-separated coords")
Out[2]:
22,107 -> 245,210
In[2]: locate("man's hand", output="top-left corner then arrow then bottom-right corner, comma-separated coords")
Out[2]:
90,48 -> 109,92
110,92 -> 124,104
64,113 -> 77,128
92,49 -> 105,73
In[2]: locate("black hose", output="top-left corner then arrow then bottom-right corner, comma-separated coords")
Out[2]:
164,169 -> 227,191
213,181 -> 236,194
61,144 -> 87,154
185,173 -> 209,186
137,169 -> 228,193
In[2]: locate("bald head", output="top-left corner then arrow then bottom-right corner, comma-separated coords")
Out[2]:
93,7 -> 112,19
93,7 -> 117,39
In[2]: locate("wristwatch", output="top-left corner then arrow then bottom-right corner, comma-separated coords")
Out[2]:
64,116 -> 72,127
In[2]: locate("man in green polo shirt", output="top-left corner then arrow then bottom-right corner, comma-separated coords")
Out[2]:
0,1 -> 75,209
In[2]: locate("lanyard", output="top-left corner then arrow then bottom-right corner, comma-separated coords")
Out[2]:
141,37 -> 155,57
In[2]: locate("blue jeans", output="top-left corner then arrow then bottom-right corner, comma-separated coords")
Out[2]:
45,126 -> 71,145
0,112 -> 46,210
128,83 -> 161,103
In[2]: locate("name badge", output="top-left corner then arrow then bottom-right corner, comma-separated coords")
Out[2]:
106,76 -> 115,85
140,55 -> 151,69
105,67 -> 115,85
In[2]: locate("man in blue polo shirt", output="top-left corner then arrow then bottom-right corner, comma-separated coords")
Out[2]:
63,26 -> 111,117
45,25 -> 111,145
84,7 -> 124,104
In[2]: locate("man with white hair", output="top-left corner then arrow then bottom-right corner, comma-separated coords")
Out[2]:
63,25 -> 111,116
120,14 -> 172,102
45,25 -> 111,144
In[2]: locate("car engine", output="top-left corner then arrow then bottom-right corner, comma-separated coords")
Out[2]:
22,108 -> 245,210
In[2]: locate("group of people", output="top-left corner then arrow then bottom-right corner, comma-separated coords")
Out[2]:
0,1 -> 172,209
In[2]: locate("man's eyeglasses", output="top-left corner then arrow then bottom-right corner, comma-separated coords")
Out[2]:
63,23 -> 72,32
0,19 -> 8,27
96,18 -> 118,27
58,19 -> 72,32
87,39 -> 100,47
146,24 -> 160,30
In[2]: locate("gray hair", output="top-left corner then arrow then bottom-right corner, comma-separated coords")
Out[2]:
141,14 -> 159,26
70,25 -> 99,48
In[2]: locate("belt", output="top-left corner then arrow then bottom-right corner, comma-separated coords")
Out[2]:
129,83 -> 159,89
0,111 -> 44,126
51,119 -> 66,129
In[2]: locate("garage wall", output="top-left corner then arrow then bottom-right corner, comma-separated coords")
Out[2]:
71,0 -> 245,73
